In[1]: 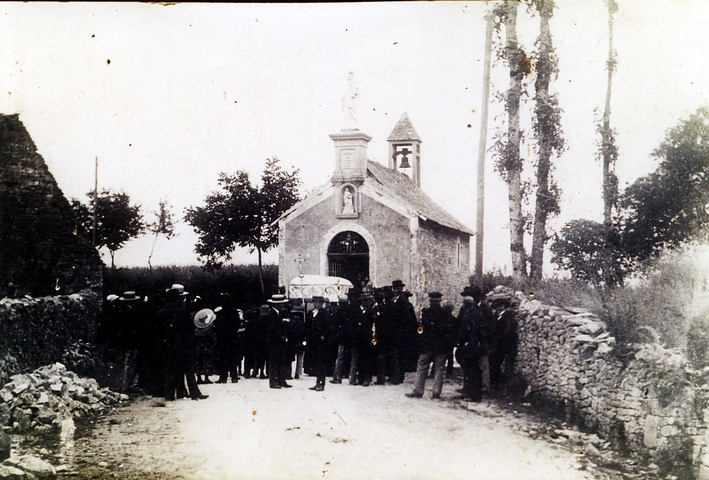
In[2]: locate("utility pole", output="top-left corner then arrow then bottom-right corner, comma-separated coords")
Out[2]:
475,10 -> 494,285
93,156 -> 98,247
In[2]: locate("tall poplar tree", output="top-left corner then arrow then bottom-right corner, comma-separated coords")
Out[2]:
529,0 -> 565,281
493,0 -> 529,282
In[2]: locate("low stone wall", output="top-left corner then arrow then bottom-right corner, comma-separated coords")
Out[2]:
490,286 -> 709,477
0,292 -> 101,387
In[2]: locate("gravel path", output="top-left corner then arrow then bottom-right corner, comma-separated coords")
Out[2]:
47,373 -> 601,480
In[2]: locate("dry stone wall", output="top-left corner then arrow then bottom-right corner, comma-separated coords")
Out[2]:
489,285 -> 709,477
0,292 -> 101,386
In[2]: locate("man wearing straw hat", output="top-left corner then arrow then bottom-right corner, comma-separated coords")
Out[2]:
266,294 -> 292,389
117,291 -> 144,393
158,284 -> 208,401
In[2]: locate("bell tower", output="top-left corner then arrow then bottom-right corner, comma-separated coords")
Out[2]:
387,113 -> 421,187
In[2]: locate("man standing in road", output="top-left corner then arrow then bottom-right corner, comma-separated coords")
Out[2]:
456,285 -> 492,402
266,294 -> 292,389
406,292 -> 459,399
308,296 -> 334,392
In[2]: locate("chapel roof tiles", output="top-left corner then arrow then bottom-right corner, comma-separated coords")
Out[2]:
366,160 -> 473,235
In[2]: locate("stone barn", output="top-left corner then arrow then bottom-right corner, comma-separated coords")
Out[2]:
278,114 -> 473,311
0,114 -> 103,297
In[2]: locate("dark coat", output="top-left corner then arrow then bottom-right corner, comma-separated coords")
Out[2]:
307,307 -> 334,349
456,301 -> 492,362
374,301 -> 398,345
214,305 -> 242,354
349,303 -> 375,350
266,307 -> 287,349
420,303 -> 459,354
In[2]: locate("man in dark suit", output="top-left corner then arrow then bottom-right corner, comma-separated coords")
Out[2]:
349,291 -> 376,387
214,293 -> 243,384
456,285 -> 492,402
157,285 -> 208,401
266,294 -> 292,389
406,292 -> 459,399
375,286 -> 400,385
307,296 -> 334,391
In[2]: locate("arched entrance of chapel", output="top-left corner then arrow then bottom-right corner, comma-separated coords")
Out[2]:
320,224 -> 376,288
327,231 -> 369,288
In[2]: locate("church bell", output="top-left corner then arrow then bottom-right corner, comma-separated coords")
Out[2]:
398,154 -> 411,169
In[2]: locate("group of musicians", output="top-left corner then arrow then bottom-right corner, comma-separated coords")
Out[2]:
100,280 -> 517,402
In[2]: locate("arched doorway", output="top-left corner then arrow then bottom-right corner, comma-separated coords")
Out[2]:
327,231 -> 369,288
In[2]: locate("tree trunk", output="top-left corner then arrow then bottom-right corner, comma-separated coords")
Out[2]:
148,232 -> 158,274
504,1 -> 528,282
601,0 -> 619,287
602,0 -> 617,227
530,0 -> 556,282
257,247 -> 265,297
109,250 -> 115,269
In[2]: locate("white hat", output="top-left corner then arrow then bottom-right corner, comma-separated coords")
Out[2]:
167,284 -> 189,296
194,308 -> 216,328
267,294 -> 289,304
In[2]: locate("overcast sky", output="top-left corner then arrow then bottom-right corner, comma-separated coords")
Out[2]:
2,1 -> 709,275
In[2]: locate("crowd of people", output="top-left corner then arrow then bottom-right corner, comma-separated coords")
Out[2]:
98,280 -> 518,403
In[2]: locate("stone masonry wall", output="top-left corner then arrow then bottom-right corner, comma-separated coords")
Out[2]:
418,223 -> 470,312
489,285 -> 709,476
0,292 -> 101,388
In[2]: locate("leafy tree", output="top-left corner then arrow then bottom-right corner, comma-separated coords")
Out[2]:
554,108 -> 709,282
71,189 -> 145,268
184,157 -> 300,295
528,0 -> 565,282
147,199 -> 177,272
550,219 -> 626,285
620,108 -> 709,263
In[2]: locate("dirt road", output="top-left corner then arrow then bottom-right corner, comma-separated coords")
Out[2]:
45,373 -> 605,480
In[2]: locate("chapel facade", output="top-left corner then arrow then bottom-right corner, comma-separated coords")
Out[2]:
277,113 -> 473,312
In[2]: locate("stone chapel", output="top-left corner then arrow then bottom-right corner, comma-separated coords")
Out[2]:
277,113 -> 473,311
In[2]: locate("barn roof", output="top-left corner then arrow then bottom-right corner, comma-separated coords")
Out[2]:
366,160 -> 473,236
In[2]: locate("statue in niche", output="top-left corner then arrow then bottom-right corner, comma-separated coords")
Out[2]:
342,187 -> 355,214
341,71 -> 359,130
